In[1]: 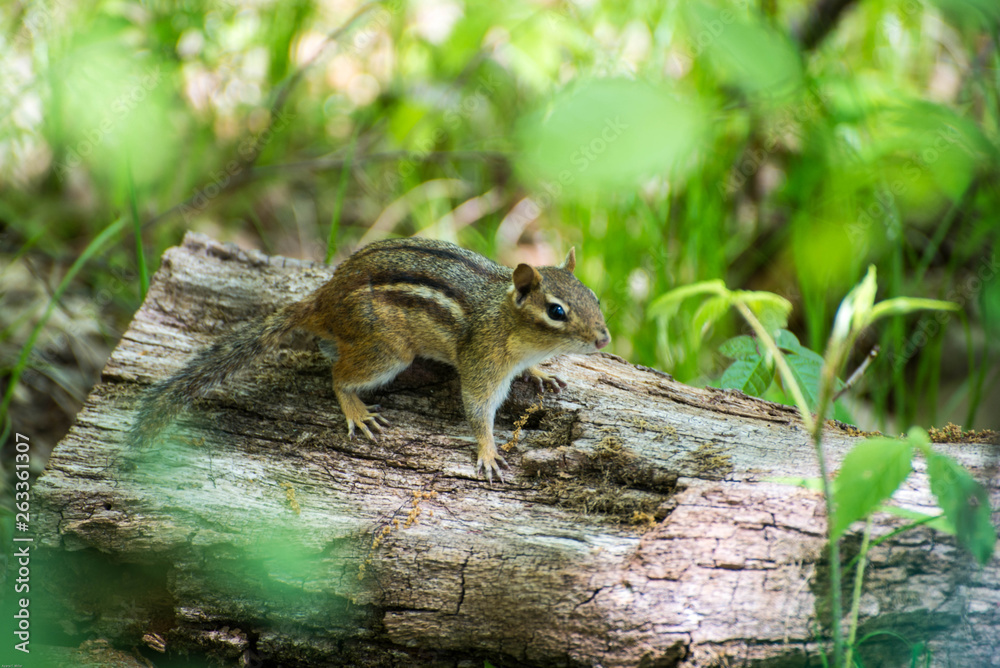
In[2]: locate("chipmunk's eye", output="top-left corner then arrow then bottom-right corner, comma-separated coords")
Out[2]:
547,303 -> 567,321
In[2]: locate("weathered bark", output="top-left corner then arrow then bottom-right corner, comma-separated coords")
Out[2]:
32,233 -> 999,667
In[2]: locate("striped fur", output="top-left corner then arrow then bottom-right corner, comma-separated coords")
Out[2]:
128,237 -> 610,482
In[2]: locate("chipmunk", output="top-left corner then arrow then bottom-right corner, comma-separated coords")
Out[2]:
129,237 -> 610,481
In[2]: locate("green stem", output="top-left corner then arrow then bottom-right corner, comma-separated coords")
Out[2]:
737,300 -> 844,665
844,517 -> 873,668
734,302 -> 815,433
844,513 -> 942,572
813,424 -> 843,667
813,340 -> 849,667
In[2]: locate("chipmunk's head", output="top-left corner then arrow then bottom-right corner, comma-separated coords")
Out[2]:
510,247 -> 611,357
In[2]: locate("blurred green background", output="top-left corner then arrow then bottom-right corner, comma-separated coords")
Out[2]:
2,0 -> 999,474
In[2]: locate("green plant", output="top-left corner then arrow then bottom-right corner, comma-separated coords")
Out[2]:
833,426 -> 995,666
660,266 -> 993,666
716,328 -> 846,414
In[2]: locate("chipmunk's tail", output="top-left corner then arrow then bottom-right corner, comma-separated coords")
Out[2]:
128,302 -> 311,449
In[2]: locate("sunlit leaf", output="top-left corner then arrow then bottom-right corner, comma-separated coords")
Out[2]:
832,438 -> 915,540
854,265 -> 878,329
647,280 -> 729,319
692,294 -> 732,336
686,2 -> 802,94
869,297 -> 960,321
831,265 -> 876,342
48,23 -> 176,189
516,78 -> 709,196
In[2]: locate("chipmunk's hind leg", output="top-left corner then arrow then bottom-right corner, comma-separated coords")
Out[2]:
316,338 -> 339,362
330,338 -> 411,441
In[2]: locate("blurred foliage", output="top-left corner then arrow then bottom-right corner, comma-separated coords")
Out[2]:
1,0 -> 999,460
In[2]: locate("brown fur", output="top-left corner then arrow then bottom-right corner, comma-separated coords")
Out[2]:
129,238 -> 610,482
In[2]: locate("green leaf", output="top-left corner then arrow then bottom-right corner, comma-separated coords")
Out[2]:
832,439 -> 914,540
686,2 -> 802,94
719,356 -> 773,397
832,265 -> 878,342
981,274 -> 1000,338
516,78 -> 709,196
869,297 -> 960,321
692,294 -> 732,337
929,0 -> 1000,30
719,335 -> 759,360
774,329 -> 804,352
926,452 -> 997,565
768,330 -> 829,411
647,279 -> 729,319
785,350 -> 823,411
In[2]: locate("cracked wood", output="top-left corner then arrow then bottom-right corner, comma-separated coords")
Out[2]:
33,232 -> 1000,667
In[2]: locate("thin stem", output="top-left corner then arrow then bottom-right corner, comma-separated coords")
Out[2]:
813,426 -> 843,666
833,345 -> 878,403
734,302 -> 815,433
812,339 -> 849,667
844,517 -> 873,668
844,513 -> 942,572
737,299 -> 845,664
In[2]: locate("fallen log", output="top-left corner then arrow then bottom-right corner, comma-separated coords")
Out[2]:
30,232 -> 1000,667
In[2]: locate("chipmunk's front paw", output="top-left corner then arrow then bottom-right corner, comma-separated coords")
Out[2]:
475,451 -> 508,485
524,366 -> 567,394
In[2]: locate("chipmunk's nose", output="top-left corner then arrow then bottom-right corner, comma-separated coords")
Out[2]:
596,331 -> 611,349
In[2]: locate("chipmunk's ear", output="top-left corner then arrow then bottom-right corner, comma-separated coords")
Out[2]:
512,264 -> 542,304
561,247 -> 576,273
